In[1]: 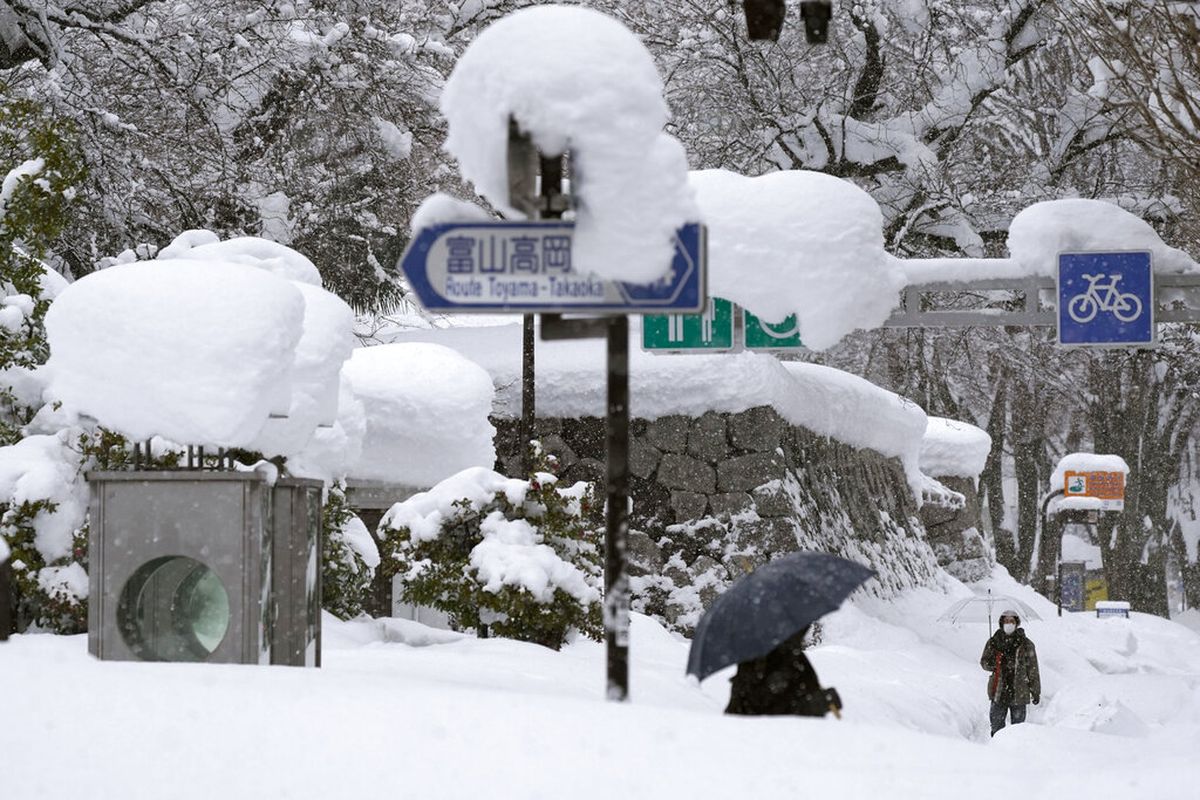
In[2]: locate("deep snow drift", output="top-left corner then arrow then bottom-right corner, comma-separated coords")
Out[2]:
2,566 -> 1195,799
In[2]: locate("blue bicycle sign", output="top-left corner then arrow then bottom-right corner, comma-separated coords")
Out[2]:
1065,273 -> 1143,324
1057,252 -> 1153,347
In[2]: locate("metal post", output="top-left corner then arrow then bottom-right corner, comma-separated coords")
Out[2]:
508,119 -> 538,474
605,315 -> 630,700
0,558 -> 12,641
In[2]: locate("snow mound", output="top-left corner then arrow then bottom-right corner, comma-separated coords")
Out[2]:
159,232 -> 323,285
409,192 -> 492,232
286,377 -> 366,483
44,259 -> 305,447
249,282 -> 356,457
919,417 -> 992,479
342,343 -> 496,486
690,169 -> 903,350
1007,199 -> 1196,275
440,5 -> 695,283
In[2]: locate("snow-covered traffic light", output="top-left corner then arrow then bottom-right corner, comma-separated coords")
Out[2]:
88,470 -> 323,666
799,1 -> 833,44
743,0 -> 832,44
743,0 -> 786,41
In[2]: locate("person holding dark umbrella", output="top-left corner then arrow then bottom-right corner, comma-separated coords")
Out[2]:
687,552 -> 873,718
724,625 -> 833,716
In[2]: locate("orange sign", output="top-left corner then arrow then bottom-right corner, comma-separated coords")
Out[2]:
1063,470 -> 1125,510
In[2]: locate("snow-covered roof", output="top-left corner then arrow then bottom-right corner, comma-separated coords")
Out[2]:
919,417 -> 992,479
340,343 -> 496,487
440,5 -> 695,284
691,169 -> 903,351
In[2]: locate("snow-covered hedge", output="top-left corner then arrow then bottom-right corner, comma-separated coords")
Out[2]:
320,483 -> 379,620
378,452 -> 602,649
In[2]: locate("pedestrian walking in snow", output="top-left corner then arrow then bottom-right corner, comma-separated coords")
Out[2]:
980,609 -> 1041,736
725,626 -> 839,717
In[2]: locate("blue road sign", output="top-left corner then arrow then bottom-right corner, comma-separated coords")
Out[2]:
1057,251 -> 1154,346
399,221 -> 706,314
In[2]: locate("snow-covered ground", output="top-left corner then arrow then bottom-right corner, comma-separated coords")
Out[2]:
3,567 -> 1195,799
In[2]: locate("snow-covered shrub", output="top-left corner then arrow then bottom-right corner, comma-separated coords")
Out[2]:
321,482 -> 378,620
0,91 -> 83,443
379,452 -> 603,649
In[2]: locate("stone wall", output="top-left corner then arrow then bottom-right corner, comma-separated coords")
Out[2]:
495,405 -> 946,634
918,475 -> 993,582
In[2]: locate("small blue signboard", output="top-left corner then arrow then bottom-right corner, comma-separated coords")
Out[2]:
399,221 -> 706,314
1057,251 -> 1154,346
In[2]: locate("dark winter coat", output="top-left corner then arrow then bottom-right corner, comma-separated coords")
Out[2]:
980,627 -> 1041,706
725,629 -> 831,717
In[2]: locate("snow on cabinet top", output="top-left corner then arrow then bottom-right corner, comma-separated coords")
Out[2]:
43,235 -> 353,454
439,5 -> 696,284
918,417 -> 992,479
158,232 -> 324,285
691,169 -> 904,351
339,343 -> 496,487
388,323 -> 931,492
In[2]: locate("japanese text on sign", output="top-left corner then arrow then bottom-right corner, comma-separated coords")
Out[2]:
445,234 -> 573,275
1064,470 -> 1125,510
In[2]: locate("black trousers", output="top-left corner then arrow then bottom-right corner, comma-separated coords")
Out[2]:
989,701 -> 1027,736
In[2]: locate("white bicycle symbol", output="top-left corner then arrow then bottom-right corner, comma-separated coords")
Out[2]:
1066,273 -> 1143,324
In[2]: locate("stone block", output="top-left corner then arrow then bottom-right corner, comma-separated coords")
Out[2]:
735,517 -> 799,556
750,481 -> 793,517
717,451 -> 785,492
629,438 -> 661,480
561,417 -> 605,459
658,453 -> 716,493
537,434 -> 577,471
563,457 -> 605,487
670,491 -> 708,522
687,412 -> 729,462
729,406 -> 785,452
626,530 -> 664,577
709,492 -> 753,518
646,415 -> 690,453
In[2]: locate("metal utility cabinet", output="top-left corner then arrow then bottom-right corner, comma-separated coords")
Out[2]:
87,470 -> 321,666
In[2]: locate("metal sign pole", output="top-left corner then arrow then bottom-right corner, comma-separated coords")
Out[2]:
507,119 -> 538,473
605,315 -> 630,700
0,559 -> 12,641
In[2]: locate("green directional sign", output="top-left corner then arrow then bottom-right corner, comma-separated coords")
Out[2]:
744,309 -> 804,350
643,297 -> 734,351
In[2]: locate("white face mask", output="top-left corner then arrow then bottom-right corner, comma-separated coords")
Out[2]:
1003,623 -> 1016,635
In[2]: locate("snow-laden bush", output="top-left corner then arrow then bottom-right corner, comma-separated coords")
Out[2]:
379,451 -> 603,649
321,482 -> 379,620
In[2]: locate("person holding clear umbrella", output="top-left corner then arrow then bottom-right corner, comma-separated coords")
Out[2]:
980,609 -> 1041,736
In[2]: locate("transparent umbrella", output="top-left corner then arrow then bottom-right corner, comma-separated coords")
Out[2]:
937,592 -> 1042,628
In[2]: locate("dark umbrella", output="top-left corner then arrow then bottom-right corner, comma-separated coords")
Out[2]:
686,551 -> 874,681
